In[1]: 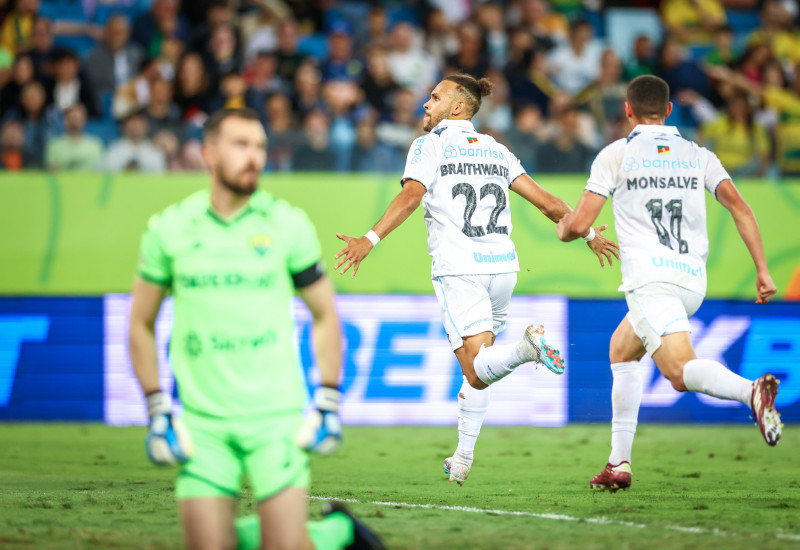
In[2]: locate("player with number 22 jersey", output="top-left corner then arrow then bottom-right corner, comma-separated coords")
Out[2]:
334,73 -> 620,486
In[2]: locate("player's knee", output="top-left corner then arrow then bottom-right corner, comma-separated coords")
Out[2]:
464,370 -> 486,390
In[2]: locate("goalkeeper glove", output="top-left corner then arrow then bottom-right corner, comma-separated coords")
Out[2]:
296,386 -> 342,455
145,391 -> 193,465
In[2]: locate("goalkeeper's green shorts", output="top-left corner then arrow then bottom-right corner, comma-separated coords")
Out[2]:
175,410 -> 310,502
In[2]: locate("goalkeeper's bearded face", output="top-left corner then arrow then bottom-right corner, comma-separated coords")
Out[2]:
206,117 -> 268,196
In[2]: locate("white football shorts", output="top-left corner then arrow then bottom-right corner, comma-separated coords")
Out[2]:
432,272 -> 517,351
625,282 -> 704,356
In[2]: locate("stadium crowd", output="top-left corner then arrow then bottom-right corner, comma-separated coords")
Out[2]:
1,0 -> 799,177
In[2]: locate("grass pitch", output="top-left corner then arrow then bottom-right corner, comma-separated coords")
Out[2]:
0,423 -> 797,549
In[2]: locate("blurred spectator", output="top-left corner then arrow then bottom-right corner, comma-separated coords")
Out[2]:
573,49 -> 628,141
52,49 -> 100,118
503,104 -> 543,172
445,22 -> 490,79
322,80 -> 361,171
86,15 -> 144,98
387,22 -> 438,101
623,35 -> 656,81
212,71 -> 247,111
204,23 -> 242,86
274,19 -> 306,83
657,35 -> 715,103
472,69 -> 513,133
1,0 -> 37,55
350,113 -> 392,171
143,78 -> 187,143
547,20 -> 604,95
361,48 -> 399,117
424,8 -> 459,62
193,0 -> 239,57
3,80 -> 60,168
509,48 -> 559,116
661,0 -> 727,46
292,61 -> 324,120
358,6 -> 391,54
242,6 -> 276,64
132,0 -> 191,57
699,92 -> 770,176
45,103 -> 103,171
158,37 -> 185,81
151,128 -> 183,170
0,53 -> 35,119
517,0 -> 569,51
504,27 -> 536,79
28,17 -> 55,77
320,22 -> 364,82
704,25 -> 737,68
376,87 -> 419,172
0,47 -> 12,88
174,52 -> 212,127
0,119 -> 30,169
243,51 -> 289,113
264,92 -> 301,171
292,109 -> 335,171
476,3 -> 508,70
536,106 -> 595,173
735,43 -> 773,84
539,91 -> 601,150
104,112 -> 166,172
746,0 -> 800,67
112,57 -> 162,120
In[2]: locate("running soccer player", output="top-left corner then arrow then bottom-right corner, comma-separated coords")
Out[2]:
334,74 -> 620,486
128,108 -> 383,550
556,75 -> 782,492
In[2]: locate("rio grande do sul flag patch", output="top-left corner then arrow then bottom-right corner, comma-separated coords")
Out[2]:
467,137 -> 478,144
657,145 -> 670,154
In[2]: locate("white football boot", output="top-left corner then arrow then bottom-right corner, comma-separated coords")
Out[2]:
519,324 -> 565,374
443,454 -> 472,486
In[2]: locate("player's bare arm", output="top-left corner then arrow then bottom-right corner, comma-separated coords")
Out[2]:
128,277 -> 167,395
715,180 -> 777,304
334,179 -> 426,278
297,275 -> 342,386
512,175 -> 620,267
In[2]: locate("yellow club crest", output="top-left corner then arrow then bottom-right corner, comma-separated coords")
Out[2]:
250,234 -> 272,255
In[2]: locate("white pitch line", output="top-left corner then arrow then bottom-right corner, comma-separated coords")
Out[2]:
309,496 -> 800,542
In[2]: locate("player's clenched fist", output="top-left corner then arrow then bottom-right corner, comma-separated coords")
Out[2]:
296,386 -> 342,454
145,391 -> 193,465
334,233 -> 374,278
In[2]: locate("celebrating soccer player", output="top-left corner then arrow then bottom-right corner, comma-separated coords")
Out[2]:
556,75 -> 782,492
128,108 -> 383,550
334,74 -> 620,486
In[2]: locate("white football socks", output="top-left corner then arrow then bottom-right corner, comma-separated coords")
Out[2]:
608,361 -> 642,466
683,358 -> 753,404
472,342 -> 530,386
454,376 -> 490,462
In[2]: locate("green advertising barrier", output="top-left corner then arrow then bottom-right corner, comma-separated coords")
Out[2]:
2,172 -> 799,297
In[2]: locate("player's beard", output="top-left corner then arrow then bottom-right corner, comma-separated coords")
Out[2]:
423,110 -> 445,132
218,164 -> 259,196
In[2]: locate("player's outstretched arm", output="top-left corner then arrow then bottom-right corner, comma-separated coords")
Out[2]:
556,190 -> 620,267
716,180 -> 777,304
334,179 -> 426,278
296,275 -> 344,454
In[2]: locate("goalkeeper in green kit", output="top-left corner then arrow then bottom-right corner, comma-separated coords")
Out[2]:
128,108 -> 383,550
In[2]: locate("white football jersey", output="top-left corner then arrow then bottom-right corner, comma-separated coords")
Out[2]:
401,119 -> 527,277
585,124 -> 731,295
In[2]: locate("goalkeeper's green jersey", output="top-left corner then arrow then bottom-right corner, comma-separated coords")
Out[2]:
137,189 -> 322,418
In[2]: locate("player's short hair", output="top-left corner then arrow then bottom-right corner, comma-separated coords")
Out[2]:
443,73 -> 494,117
627,75 -> 670,120
204,108 -> 262,139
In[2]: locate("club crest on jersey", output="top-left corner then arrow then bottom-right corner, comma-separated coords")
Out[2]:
250,234 -> 272,256
467,137 -> 478,144
657,145 -> 670,154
